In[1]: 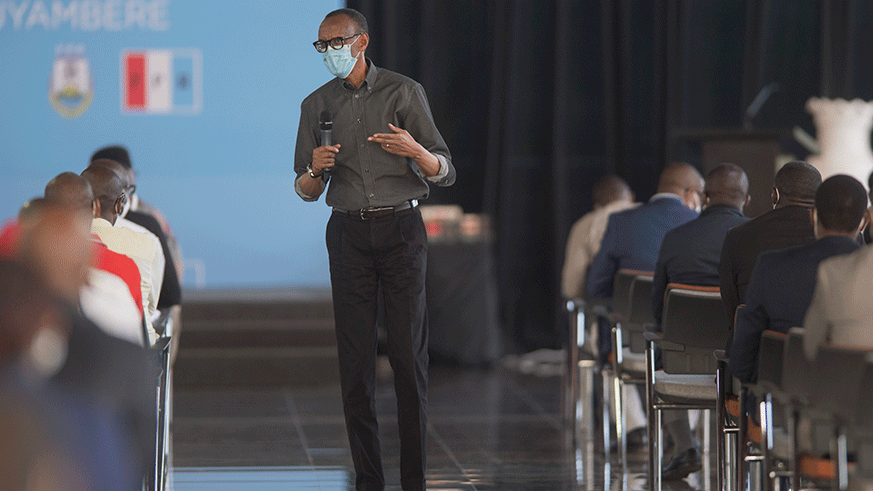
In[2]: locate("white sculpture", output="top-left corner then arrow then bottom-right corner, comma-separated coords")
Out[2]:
806,97 -> 873,189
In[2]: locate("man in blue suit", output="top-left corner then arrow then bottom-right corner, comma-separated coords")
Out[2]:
586,162 -> 704,299
730,175 -> 869,384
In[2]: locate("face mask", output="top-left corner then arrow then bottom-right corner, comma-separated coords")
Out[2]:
323,37 -> 359,79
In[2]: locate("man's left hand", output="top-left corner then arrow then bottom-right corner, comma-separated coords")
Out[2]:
369,123 -> 423,158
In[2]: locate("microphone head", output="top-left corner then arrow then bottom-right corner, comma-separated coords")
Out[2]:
319,110 -> 333,131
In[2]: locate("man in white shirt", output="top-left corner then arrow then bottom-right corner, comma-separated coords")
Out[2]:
803,240 -> 873,359
562,175 -> 637,299
87,159 -> 165,303
80,166 -> 162,340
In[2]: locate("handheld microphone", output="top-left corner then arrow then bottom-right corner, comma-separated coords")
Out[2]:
319,110 -> 333,175
319,110 -> 333,147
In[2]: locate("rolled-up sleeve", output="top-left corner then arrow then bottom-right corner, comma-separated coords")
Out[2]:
293,101 -> 324,201
404,83 -> 455,187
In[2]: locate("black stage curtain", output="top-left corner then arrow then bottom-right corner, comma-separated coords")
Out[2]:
345,0 -> 873,352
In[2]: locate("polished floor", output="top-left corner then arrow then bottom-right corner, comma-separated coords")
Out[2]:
169,364 -> 717,490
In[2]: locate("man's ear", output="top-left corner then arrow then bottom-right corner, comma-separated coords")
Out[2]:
358,32 -> 369,52
771,187 -> 780,207
115,197 -> 124,216
93,199 -> 101,218
744,194 -> 752,208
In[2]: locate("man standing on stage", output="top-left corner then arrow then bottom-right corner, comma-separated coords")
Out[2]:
293,8 -> 455,491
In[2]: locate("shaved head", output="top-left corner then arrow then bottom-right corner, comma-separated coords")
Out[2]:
705,163 -> 749,210
44,172 -> 94,212
657,162 -> 703,195
81,166 -> 124,223
17,203 -> 92,305
88,158 -> 132,188
592,175 -> 633,208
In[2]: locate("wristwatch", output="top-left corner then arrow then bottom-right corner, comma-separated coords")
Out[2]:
307,164 -> 322,178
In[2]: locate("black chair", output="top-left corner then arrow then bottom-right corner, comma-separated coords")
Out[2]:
610,272 -> 654,466
645,284 -> 727,491
751,330 -> 789,491
780,328 -> 814,488
807,344 -> 873,490
715,304 -> 746,491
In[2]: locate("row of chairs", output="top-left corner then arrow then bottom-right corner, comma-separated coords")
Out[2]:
566,269 -> 873,491
719,328 -> 873,491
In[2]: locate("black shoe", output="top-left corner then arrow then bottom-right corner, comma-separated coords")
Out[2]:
662,447 -> 702,481
626,427 -> 648,452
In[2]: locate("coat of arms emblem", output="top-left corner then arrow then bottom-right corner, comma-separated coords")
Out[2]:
49,46 -> 93,118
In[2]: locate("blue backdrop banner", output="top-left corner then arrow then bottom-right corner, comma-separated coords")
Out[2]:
0,0 -> 343,287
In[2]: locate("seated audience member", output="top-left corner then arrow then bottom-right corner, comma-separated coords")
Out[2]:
91,145 -> 184,282
719,161 -> 822,339
803,209 -> 873,358
14,204 -> 151,488
732,175 -> 867,381
87,158 -> 174,310
45,173 -> 145,345
562,175 -> 637,299
586,162 -> 703,299
653,163 -> 750,327
649,163 -> 750,480
80,166 -> 162,337
585,162 -> 702,454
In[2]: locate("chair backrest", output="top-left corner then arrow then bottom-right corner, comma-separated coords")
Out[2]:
625,273 -> 655,352
660,283 -> 727,374
853,355 -> 873,429
756,330 -> 786,392
810,344 -> 873,424
781,328 -> 813,404
612,269 -> 649,321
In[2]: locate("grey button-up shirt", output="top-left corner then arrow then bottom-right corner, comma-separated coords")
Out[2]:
294,59 -> 455,210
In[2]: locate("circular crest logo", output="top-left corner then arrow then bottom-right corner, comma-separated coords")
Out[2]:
48,46 -> 93,118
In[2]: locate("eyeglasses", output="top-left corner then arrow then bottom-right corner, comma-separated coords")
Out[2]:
313,33 -> 362,53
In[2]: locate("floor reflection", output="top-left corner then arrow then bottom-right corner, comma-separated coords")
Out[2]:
170,366 -> 716,490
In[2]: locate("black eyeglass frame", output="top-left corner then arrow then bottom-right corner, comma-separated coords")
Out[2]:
313,33 -> 363,53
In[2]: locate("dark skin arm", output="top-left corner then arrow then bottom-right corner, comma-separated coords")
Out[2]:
368,123 -> 441,177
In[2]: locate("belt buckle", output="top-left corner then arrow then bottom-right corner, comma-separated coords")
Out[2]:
360,206 -> 392,220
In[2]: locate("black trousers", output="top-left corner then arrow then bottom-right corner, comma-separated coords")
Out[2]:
326,207 -> 429,491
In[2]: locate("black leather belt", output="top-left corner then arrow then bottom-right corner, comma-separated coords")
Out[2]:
334,199 -> 417,220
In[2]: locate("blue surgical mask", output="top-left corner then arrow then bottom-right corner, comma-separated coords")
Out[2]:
322,38 -> 359,79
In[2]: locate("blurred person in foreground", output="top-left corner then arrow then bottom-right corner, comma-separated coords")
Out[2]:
6,202 -> 151,489
294,8 -> 455,490
733,175 -> 867,382
45,172 -> 144,345
0,259 -> 91,491
562,175 -> 637,300
651,163 -> 751,480
719,161 -> 822,339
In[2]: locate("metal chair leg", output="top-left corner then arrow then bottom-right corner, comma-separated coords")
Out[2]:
646,340 -> 658,491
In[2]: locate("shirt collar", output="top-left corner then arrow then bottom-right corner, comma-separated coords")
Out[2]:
700,204 -> 744,217
92,217 -> 112,228
341,58 -> 378,92
649,193 -> 683,203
